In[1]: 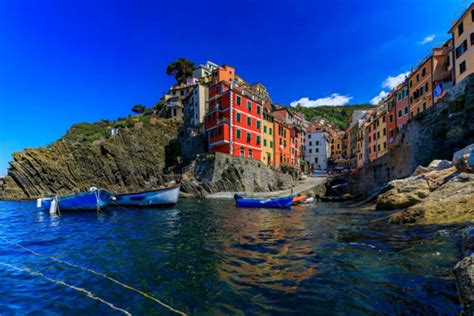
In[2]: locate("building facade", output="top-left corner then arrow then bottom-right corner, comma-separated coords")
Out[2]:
409,56 -> 433,116
205,81 -> 263,160
262,112 -> 274,165
304,129 -> 329,171
449,4 -> 474,84
394,81 -> 409,128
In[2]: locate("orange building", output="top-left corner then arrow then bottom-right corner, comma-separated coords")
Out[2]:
365,112 -> 378,162
408,56 -> 433,116
449,3 -> 474,84
386,94 -> 398,149
273,119 -> 291,167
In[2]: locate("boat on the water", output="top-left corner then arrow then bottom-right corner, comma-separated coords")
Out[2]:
292,195 -> 308,205
37,188 -> 113,212
234,194 -> 294,209
113,185 -> 180,207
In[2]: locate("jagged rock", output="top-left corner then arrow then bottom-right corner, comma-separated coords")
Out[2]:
454,254 -> 474,316
428,159 -> 453,170
412,165 -> 432,176
376,166 -> 458,210
0,119 -> 179,200
462,227 -> 474,257
454,144 -> 474,173
390,173 -> 474,224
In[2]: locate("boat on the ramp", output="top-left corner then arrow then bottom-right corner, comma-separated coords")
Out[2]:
37,187 -> 113,213
113,185 -> 180,207
234,194 -> 294,209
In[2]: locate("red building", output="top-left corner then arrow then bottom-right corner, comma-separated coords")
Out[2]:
386,94 -> 398,149
205,81 -> 263,160
394,81 -> 409,128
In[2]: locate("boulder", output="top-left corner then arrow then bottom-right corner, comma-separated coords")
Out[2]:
376,166 -> 458,210
412,165 -> 432,176
390,173 -> 474,224
428,159 -> 453,170
454,144 -> 474,173
454,254 -> 474,316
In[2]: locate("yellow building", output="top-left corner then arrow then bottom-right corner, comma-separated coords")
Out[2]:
262,112 -> 275,165
449,3 -> 474,84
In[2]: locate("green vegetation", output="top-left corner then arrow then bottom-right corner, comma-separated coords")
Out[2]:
166,58 -> 195,83
290,104 -> 374,130
63,122 -> 109,142
131,104 -> 146,114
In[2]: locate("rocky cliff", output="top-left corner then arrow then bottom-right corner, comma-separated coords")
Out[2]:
0,118 -> 179,200
350,75 -> 474,195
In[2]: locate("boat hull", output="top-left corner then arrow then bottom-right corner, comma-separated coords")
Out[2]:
38,189 -> 113,212
234,194 -> 294,209
113,186 -> 180,207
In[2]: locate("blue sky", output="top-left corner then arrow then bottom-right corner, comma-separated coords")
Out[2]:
0,0 -> 467,175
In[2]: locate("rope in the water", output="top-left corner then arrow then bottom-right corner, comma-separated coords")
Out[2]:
0,237 -> 187,316
0,261 -> 131,315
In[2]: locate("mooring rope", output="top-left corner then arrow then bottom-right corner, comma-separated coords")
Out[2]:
0,237 -> 187,316
0,261 -> 131,315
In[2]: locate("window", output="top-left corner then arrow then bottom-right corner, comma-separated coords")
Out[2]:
410,80 -> 413,88
398,110 -> 402,118
247,101 -> 252,112
422,68 -> 426,77
283,130 -> 287,137
264,139 -> 267,147
461,61 -> 467,74
456,40 -> 468,58
368,136 -> 371,142
256,136 -> 261,144
404,106 -> 408,114
263,125 -> 267,133
416,74 -> 419,82
246,133 -> 251,142
383,142 -> 387,149
236,112 -> 241,122
218,126 -> 222,135
316,148 -> 319,153
378,144 -> 381,151
389,115 -> 393,123
383,128 -> 386,136
423,102 -> 426,111
471,33 -> 474,46
377,131 -> 380,138
236,129 -> 241,139
247,117 -> 251,126
270,141 -> 273,148
279,138 -> 282,145
269,128 -> 272,135
309,149 -> 312,153
459,21 -> 464,36
256,106 -> 261,114
284,140 -> 287,148
471,9 -> 474,21
240,148 -> 244,157
257,120 -> 261,129
236,96 -> 241,105
249,149 -> 253,158
425,83 -> 429,93
309,141 -> 312,146
316,141 -> 319,145
314,157 -> 318,163
382,116 -> 386,123
373,145 -> 376,152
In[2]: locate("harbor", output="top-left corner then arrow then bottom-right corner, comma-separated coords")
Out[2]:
0,199 -> 463,314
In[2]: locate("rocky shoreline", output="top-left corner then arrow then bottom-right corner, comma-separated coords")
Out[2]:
374,144 -> 474,225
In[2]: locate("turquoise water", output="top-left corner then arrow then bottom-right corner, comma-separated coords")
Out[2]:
0,199 -> 463,315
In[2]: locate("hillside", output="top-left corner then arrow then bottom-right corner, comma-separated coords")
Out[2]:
290,104 -> 374,130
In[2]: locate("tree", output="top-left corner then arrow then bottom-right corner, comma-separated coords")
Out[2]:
166,58 -> 195,83
131,104 -> 146,114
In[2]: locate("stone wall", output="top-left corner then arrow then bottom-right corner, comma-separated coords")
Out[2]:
181,153 -> 296,196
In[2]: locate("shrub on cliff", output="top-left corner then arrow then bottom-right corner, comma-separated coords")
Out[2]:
63,123 -> 108,142
131,104 -> 147,114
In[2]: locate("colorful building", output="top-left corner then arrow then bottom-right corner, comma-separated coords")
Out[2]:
394,81 -> 409,128
205,81 -> 263,160
366,112 -> 378,162
262,111 -> 274,165
449,3 -> 474,84
375,106 -> 388,159
408,56 -> 433,116
386,95 -> 398,149
304,127 -> 329,171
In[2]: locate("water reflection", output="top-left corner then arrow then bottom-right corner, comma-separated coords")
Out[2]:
219,207 -> 319,293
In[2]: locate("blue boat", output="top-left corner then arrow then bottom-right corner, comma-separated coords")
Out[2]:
37,188 -> 113,212
234,194 -> 294,209
113,186 -> 180,207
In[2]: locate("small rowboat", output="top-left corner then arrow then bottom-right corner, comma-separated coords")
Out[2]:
37,188 -> 113,212
113,186 -> 180,207
234,194 -> 294,209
